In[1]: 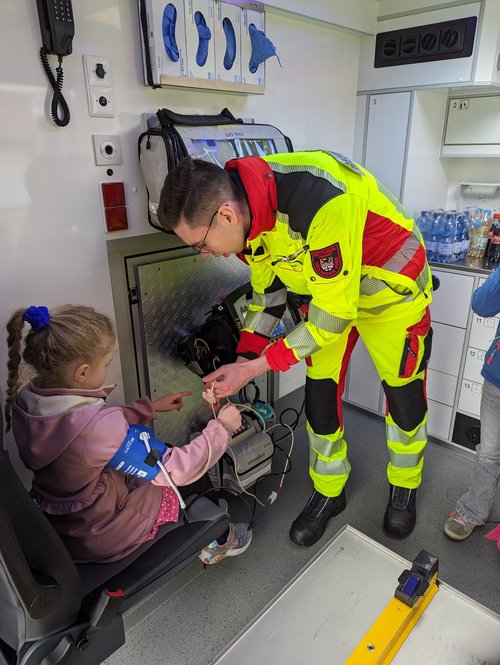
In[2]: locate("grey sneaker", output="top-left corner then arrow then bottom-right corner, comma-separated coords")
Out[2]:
444,511 -> 477,541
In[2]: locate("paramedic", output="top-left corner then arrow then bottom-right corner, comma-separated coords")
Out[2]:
157,151 -> 433,546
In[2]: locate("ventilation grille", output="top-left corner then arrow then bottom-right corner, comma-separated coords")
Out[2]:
374,16 -> 477,68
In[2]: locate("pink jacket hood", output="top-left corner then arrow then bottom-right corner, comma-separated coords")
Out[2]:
14,383 -> 118,469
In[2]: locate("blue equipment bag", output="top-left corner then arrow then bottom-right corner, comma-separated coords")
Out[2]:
108,424 -> 169,481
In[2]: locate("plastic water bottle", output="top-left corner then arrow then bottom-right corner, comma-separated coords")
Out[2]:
460,210 -> 471,259
416,210 -> 430,245
438,212 -> 456,263
426,211 -> 440,262
453,211 -> 464,262
467,208 -> 485,258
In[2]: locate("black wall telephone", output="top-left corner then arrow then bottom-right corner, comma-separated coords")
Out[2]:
36,0 -> 74,56
36,0 -> 74,126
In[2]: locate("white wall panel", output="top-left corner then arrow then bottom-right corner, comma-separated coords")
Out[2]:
0,1 -> 362,460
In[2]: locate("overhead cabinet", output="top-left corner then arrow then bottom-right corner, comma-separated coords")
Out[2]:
442,94 -> 500,156
358,1 -> 500,93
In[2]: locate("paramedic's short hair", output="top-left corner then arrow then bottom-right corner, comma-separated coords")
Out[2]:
158,156 -> 243,231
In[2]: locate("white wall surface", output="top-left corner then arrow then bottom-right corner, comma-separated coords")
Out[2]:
0,1 -> 363,458
402,90 -> 452,217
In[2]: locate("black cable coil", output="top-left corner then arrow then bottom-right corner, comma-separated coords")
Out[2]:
40,47 -> 70,127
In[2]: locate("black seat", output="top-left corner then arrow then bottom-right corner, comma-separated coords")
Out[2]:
0,394 -> 229,665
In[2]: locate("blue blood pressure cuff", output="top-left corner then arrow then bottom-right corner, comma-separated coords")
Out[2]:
108,424 -> 169,481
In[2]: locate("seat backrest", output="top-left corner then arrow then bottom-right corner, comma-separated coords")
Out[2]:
0,397 -> 81,651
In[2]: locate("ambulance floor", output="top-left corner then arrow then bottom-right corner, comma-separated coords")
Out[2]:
103,404 -> 500,665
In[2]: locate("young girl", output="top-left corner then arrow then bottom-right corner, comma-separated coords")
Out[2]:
5,304 -> 251,564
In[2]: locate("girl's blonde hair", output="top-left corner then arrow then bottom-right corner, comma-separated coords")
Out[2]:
5,305 -> 115,431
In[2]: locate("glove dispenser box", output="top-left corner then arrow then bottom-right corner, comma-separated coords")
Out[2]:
241,7 -> 265,87
185,0 -> 216,80
214,1 -> 242,83
144,0 -> 188,83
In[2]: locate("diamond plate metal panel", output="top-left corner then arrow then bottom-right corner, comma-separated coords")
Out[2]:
135,254 -> 250,443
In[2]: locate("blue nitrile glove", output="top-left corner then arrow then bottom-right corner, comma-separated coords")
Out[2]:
108,424 -> 169,481
248,23 -> 281,73
223,17 -> 236,70
195,11 -> 212,67
162,3 -> 179,62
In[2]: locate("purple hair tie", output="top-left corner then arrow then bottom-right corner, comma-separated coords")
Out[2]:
23,306 -> 50,332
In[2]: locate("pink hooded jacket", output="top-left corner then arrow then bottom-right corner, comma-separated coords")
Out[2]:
13,383 -> 231,563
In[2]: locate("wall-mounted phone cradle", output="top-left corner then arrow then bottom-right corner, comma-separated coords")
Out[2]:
83,55 -> 115,117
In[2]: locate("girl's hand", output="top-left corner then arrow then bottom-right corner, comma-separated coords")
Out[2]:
216,403 -> 242,434
152,391 -> 192,412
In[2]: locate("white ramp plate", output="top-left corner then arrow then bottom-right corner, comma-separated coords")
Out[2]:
211,526 -> 500,664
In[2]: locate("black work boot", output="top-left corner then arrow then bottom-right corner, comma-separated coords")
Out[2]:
289,489 -> 346,547
383,484 -> 417,538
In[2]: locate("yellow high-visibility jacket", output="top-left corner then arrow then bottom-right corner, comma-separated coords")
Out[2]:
225,150 -> 432,372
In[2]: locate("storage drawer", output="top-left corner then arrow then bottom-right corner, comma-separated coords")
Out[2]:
427,399 -> 452,441
463,347 -> 486,384
428,322 -> 466,377
426,368 -> 457,407
452,412 -> 481,451
468,312 -> 498,350
457,378 -> 483,417
430,270 -> 474,328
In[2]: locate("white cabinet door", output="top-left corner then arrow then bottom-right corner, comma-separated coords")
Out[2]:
428,322 -> 466,377
430,270 -> 474,328
347,339 -> 382,413
426,368 -> 457,407
364,92 -> 411,200
468,312 -> 498,350
427,400 -> 453,440
458,378 -> 483,417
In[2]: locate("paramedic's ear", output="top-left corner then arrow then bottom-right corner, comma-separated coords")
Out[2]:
218,203 -> 238,227
73,363 -> 90,384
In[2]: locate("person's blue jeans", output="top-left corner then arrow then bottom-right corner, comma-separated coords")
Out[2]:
457,378 -> 500,524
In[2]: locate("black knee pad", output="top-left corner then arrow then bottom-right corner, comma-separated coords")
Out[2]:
305,376 -> 341,435
382,379 -> 427,431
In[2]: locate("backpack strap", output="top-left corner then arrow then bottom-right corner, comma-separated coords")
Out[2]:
156,107 -> 242,127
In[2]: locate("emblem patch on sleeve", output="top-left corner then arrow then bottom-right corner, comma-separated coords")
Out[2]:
311,243 -> 343,278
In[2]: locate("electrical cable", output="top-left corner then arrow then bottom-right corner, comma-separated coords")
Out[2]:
39,47 -> 70,127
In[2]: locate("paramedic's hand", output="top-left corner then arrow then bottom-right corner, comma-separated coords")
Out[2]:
203,356 -> 271,398
152,391 -> 193,413
217,403 -> 242,434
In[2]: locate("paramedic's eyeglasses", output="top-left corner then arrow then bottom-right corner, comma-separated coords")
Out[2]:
191,209 -> 218,254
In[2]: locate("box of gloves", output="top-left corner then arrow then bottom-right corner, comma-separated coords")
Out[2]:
185,0 -> 216,80
143,0 -> 188,83
213,1 -> 242,83
241,6 -> 265,87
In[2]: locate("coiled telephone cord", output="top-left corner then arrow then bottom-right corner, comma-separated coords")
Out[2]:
40,47 -> 70,127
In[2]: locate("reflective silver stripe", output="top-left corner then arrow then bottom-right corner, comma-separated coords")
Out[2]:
376,179 -> 412,220
252,291 -> 266,308
285,323 -> 322,357
308,431 -> 344,457
253,288 -> 287,308
244,310 -> 279,335
381,233 -> 421,273
358,295 -> 413,315
360,277 -> 388,296
387,422 -> 427,445
388,451 -> 424,469
277,212 -> 302,240
308,303 -> 351,334
266,161 -> 347,196
310,449 -> 351,476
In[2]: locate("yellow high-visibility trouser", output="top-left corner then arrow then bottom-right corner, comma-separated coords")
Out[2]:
305,303 -> 432,497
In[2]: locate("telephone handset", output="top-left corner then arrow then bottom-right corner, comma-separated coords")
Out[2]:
36,0 -> 74,56
36,0 -> 73,126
